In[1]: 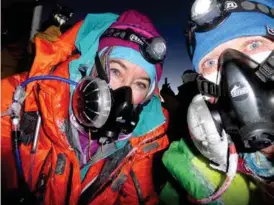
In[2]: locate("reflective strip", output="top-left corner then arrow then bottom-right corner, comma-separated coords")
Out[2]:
55,153 -> 66,175
142,142 -> 159,153
111,173 -> 128,192
130,169 -> 145,205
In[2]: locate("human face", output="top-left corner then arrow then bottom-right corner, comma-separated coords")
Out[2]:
199,36 -> 274,155
109,59 -> 150,105
199,36 -> 274,81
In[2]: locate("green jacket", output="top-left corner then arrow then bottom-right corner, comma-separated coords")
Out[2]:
160,139 -> 260,205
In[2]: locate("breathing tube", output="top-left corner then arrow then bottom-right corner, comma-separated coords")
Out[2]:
3,75 -> 77,187
187,143 -> 238,204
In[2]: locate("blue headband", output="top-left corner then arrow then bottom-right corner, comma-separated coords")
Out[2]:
109,46 -> 156,89
192,0 -> 274,71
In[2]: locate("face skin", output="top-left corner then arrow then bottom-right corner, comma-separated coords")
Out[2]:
199,36 -> 274,76
109,59 -> 150,105
198,36 -> 274,158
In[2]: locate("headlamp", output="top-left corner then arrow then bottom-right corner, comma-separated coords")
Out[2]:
186,0 -> 274,59
101,28 -> 167,64
191,0 -> 223,28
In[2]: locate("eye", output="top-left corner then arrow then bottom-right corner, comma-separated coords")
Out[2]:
135,82 -> 148,90
201,58 -> 218,74
246,41 -> 262,52
204,59 -> 218,67
110,68 -> 121,78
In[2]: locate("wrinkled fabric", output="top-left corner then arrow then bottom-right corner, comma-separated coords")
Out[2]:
1,12 -> 169,205
160,139 -> 260,205
241,152 -> 274,178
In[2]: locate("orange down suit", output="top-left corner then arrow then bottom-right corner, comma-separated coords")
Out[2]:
1,21 -> 169,205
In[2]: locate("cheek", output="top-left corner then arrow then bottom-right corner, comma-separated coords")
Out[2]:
269,41 -> 274,50
203,71 -> 220,84
199,62 -> 219,76
132,89 -> 146,105
109,78 -> 122,90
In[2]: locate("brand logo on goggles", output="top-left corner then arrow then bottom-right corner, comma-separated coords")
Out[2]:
224,1 -> 238,11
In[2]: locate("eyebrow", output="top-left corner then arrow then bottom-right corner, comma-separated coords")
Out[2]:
109,59 -> 128,70
139,76 -> 151,83
110,59 -> 151,83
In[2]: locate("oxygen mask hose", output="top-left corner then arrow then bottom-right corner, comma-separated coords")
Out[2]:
1,75 -> 78,117
187,143 -> 238,204
1,75 -> 78,204
2,76 -> 78,180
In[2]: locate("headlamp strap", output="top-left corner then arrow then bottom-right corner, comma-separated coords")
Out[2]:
101,28 -> 148,48
95,52 -> 109,83
223,0 -> 274,18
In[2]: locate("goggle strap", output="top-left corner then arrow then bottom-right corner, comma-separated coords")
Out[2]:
185,29 -> 195,60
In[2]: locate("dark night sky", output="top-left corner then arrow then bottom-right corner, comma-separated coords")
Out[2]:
56,0 -> 194,93
4,0 -> 194,93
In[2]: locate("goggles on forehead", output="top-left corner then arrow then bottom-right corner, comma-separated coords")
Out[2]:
186,0 -> 274,59
101,28 -> 167,64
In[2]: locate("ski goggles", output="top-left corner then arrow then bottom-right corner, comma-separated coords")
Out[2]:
101,27 -> 167,64
186,0 -> 274,59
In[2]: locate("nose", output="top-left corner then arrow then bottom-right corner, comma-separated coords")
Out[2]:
123,76 -> 133,87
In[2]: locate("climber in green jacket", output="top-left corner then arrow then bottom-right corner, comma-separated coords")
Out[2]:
160,0 -> 274,204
